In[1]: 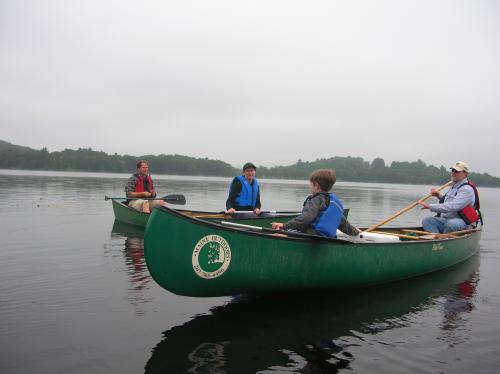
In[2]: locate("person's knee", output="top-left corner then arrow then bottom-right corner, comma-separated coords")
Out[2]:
422,216 -> 433,226
443,220 -> 465,233
422,216 -> 436,229
442,223 -> 454,233
422,216 -> 442,233
443,219 -> 465,233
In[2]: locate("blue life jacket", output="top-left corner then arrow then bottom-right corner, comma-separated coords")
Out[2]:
232,175 -> 259,208
311,193 -> 344,237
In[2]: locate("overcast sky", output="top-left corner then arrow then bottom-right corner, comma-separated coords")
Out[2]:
1,0 -> 499,176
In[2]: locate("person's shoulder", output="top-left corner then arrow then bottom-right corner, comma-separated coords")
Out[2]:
316,192 -> 330,199
230,176 -> 242,187
309,193 -> 328,205
458,180 -> 475,192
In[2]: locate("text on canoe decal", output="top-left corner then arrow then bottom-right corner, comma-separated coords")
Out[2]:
432,243 -> 444,251
192,235 -> 231,279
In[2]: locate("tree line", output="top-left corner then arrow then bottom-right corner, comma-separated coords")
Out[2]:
257,157 -> 500,187
1,140 -> 499,187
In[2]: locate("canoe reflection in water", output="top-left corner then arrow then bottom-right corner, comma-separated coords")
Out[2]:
111,221 -> 151,316
145,255 -> 479,374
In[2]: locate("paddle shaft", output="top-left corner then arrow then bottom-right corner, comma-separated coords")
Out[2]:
401,229 -> 436,235
233,210 -> 277,214
434,228 -> 479,239
365,181 -> 453,232
232,210 -> 300,215
107,197 -> 166,200
219,220 -> 344,241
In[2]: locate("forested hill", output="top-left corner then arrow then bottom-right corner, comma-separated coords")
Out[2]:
1,140 -> 499,187
0,140 -> 236,177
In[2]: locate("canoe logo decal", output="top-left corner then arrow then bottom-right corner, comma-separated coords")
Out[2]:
192,235 -> 231,279
432,243 -> 444,251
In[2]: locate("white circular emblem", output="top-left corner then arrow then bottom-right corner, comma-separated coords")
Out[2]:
192,235 -> 231,279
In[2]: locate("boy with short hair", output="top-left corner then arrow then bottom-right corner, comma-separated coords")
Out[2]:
272,169 -> 359,237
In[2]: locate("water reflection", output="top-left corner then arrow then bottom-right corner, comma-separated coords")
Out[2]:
437,271 -> 478,347
145,255 -> 479,374
111,221 -> 152,316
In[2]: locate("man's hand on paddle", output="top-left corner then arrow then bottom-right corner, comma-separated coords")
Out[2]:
417,200 -> 430,209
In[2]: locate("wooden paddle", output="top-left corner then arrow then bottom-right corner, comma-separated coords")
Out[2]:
365,181 -> 453,232
104,194 -> 186,205
433,228 -> 479,239
234,210 -> 279,214
233,209 -> 349,217
231,210 -> 300,216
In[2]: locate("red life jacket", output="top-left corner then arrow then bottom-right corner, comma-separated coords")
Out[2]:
134,174 -> 154,193
466,180 -> 480,210
456,181 -> 482,225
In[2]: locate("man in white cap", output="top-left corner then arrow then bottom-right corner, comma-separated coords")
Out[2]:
417,161 -> 481,233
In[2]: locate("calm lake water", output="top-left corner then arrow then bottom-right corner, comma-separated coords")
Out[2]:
1,169 -> 499,374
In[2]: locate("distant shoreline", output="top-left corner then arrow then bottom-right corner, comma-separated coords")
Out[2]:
3,169 -> 500,190
2,140 -> 499,186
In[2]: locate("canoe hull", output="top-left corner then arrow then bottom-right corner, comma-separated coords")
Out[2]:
144,207 -> 481,297
112,199 -> 149,227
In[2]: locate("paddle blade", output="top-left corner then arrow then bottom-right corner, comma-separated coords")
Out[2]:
163,194 -> 186,205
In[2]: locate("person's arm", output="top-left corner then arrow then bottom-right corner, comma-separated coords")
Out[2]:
430,188 -> 442,200
283,195 -> 325,232
125,175 -> 152,198
125,176 -> 136,197
226,178 -> 242,210
428,185 -> 474,213
150,177 -> 157,198
128,191 -> 152,198
338,216 -> 361,236
254,187 -> 262,214
418,187 -> 446,209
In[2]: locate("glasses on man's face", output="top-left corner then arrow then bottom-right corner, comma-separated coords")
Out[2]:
451,169 -> 461,173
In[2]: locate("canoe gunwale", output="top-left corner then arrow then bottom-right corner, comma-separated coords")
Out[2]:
157,206 -> 355,244
112,199 -> 301,227
155,206 -> 481,245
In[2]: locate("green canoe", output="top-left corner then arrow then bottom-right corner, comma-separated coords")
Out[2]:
144,206 -> 481,297
111,198 -> 300,228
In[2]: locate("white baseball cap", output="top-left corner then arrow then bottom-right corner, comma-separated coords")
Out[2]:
450,161 -> 470,173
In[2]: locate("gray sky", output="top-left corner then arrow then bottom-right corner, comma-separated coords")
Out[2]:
1,0 -> 499,176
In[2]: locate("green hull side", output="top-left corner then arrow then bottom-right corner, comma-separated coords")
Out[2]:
144,207 -> 481,297
112,199 -> 149,227
112,199 -> 296,228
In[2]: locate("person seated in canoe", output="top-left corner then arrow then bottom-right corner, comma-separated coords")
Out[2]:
125,160 -> 166,213
225,162 -> 261,215
272,169 -> 360,237
417,161 -> 481,233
